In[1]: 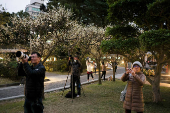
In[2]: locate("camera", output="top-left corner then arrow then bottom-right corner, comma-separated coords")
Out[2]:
16,51 -> 31,61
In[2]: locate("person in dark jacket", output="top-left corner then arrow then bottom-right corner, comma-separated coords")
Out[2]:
18,52 -> 46,113
68,55 -> 82,97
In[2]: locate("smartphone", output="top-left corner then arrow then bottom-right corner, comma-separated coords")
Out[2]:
127,62 -> 132,69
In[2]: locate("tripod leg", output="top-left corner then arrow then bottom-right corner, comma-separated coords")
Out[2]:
61,71 -> 69,96
76,76 -> 81,96
72,75 -> 73,102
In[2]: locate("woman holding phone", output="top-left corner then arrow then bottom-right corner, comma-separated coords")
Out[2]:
121,61 -> 146,113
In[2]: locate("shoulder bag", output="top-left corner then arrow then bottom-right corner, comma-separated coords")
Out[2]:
120,83 -> 128,101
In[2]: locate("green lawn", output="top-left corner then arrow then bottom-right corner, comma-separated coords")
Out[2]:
0,80 -> 170,113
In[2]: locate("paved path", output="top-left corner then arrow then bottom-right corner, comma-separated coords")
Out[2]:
0,67 -> 125,101
1,66 -> 170,101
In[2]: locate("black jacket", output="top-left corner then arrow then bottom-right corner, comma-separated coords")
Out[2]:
68,60 -> 81,76
18,62 -> 46,100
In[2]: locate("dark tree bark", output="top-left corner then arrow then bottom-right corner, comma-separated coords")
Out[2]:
97,57 -> 102,85
152,53 -> 164,102
168,61 -> 170,75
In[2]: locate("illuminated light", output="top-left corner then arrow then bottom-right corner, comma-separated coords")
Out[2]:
122,61 -> 124,64
91,66 -> 93,70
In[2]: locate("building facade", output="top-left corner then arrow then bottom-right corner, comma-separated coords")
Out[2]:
25,0 -> 44,15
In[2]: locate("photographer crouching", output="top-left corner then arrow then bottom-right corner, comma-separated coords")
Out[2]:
18,52 -> 46,113
67,54 -> 82,98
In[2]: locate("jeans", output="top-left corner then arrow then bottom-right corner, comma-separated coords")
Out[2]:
24,97 -> 44,113
94,68 -> 96,73
70,75 -> 81,95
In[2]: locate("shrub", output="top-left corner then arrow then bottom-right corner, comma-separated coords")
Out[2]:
0,61 -> 21,80
44,59 -> 68,72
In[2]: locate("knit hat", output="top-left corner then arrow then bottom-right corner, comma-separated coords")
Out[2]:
132,61 -> 142,68
74,54 -> 79,58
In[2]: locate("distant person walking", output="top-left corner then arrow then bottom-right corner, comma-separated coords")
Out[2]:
93,61 -> 97,73
114,61 -> 118,72
86,58 -> 94,82
121,61 -> 146,113
101,62 -> 108,81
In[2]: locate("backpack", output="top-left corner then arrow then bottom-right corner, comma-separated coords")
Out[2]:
65,91 -> 77,98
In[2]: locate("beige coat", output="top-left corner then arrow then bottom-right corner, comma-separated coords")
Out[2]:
121,72 -> 146,112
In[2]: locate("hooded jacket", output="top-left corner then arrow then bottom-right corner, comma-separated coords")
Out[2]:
121,72 -> 146,112
18,62 -> 46,100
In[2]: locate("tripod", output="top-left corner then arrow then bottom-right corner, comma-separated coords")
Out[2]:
61,66 -> 74,102
61,70 -> 70,96
61,70 -> 86,98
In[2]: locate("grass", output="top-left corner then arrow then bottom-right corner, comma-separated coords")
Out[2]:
0,80 -> 170,113
0,77 -> 18,85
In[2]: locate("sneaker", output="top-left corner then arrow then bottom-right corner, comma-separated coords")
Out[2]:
77,95 -> 80,97
92,79 -> 94,81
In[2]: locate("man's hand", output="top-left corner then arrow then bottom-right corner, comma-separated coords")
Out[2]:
22,57 -> 28,64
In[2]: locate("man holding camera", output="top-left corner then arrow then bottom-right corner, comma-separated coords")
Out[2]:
68,55 -> 82,98
18,52 -> 45,113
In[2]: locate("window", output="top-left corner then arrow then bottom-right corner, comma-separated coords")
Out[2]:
32,7 -> 40,12
25,7 -> 29,11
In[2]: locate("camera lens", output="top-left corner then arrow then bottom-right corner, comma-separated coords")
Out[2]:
16,51 -> 22,57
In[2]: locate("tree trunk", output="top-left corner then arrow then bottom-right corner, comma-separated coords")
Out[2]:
41,43 -> 57,99
42,44 -> 56,64
112,62 -> 115,82
168,61 -> 170,75
152,59 -> 162,102
124,60 -> 127,72
98,59 -> 102,85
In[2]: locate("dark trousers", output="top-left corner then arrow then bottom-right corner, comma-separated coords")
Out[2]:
94,68 -> 96,73
125,109 -> 143,113
87,72 -> 93,80
24,97 -> 44,113
101,71 -> 106,80
70,75 -> 81,95
115,66 -> 117,72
